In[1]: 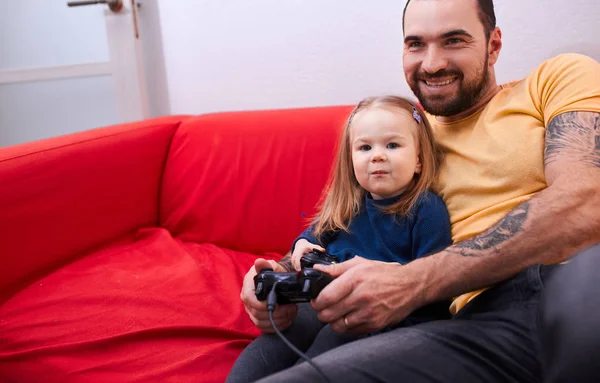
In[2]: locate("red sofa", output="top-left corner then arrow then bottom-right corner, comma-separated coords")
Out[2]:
0,105 -> 353,383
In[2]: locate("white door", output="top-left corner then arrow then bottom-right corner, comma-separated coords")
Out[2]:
0,0 -> 149,148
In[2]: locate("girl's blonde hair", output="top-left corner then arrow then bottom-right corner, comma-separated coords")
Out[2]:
312,95 -> 443,238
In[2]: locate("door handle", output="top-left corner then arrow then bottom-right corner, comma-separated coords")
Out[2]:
67,0 -> 123,13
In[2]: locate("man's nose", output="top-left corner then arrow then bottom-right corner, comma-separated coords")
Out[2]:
421,46 -> 448,75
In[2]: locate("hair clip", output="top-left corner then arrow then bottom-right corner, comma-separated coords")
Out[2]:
412,106 -> 422,124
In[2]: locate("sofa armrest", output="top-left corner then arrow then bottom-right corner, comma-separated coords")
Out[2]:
0,116 -> 185,304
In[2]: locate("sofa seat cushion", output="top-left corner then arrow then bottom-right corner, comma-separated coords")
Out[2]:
0,228 -> 277,383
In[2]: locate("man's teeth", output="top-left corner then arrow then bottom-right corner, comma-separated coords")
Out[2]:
425,78 -> 456,86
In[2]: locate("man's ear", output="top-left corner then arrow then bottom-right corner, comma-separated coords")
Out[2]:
488,27 -> 503,66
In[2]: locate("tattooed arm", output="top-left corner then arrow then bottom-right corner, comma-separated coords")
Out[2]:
415,111 -> 600,304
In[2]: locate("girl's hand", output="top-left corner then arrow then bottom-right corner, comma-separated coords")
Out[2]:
291,239 -> 325,271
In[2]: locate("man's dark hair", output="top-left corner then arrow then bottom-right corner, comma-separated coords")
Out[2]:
402,0 -> 496,40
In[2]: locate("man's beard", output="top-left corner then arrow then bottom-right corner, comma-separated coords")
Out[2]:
409,56 -> 489,117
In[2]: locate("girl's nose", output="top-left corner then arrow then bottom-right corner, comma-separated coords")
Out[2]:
371,151 -> 386,162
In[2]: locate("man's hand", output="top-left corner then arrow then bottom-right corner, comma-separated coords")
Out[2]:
240,258 -> 298,333
313,256 -> 427,333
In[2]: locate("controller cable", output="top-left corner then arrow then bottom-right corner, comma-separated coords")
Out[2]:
267,282 -> 331,383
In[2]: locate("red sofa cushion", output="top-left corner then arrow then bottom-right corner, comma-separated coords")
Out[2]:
0,228 -> 273,383
159,106 -> 353,255
0,116 -> 182,304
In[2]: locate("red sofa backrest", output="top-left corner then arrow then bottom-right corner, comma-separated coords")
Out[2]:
160,106 -> 354,255
0,117 -> 182,304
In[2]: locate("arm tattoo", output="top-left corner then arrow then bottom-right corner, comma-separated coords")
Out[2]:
277,254 -> 294,272
449,201 -> 531,257
544,111 -> 600,168
449,111 -> 599,258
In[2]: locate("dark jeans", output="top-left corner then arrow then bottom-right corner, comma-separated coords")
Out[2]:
225,303 -> 365,383
540,244 -> 600,382
226,298 -> 450,382
245,243 -> 600,383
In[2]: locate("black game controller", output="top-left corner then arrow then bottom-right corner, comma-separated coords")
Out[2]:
254,268 -> 334,304
300,249 -> 339,269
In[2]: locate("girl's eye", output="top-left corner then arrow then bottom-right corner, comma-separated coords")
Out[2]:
387,143 -> 400,149
359,145 -> 371,151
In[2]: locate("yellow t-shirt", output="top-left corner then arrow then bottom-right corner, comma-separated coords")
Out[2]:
428,53 -> 600,314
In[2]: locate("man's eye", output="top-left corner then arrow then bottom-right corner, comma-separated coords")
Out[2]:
387,143 -> 400,149
446,38 -> 463,45
408,42 -> 424,48
359,145 -> 371,151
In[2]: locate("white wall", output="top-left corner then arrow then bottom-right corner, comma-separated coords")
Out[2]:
494,0 -> 600,85
156,0 -> 600,115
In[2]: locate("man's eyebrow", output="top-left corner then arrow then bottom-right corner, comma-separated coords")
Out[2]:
404,35 -> 421,43
440,29 -> 473,39
404,29 -> 473,43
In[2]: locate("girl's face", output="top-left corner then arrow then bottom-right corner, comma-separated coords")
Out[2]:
350,106 -> 422,200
